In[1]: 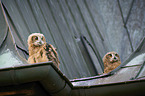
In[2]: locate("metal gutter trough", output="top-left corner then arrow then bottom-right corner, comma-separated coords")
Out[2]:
0,62 -> 68,95
0,62 -> 72,96
0,62 -> 145,96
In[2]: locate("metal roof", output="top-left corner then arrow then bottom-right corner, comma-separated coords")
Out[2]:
0,0 -> 145,96
1,0 -> 145,79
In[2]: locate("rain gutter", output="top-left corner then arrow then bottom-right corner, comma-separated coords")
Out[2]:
71,78 -> 145,96
0,62 -> 145,96
0,62 -> 72,96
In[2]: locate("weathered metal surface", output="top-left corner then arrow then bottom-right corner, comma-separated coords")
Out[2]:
1,0 -> 145,79
0,4 -> 7,47
0,0 -> 145,96
126,0 -> 145,50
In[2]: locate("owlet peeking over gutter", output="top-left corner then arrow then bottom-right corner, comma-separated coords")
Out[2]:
103,51 -> 121,74
27,33 -> 60,69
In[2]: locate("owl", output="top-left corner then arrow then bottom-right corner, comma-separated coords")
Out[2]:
27,33 -> 60,69
103,51 -> 121,74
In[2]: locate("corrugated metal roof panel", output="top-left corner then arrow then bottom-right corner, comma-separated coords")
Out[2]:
1,0 -> 145,79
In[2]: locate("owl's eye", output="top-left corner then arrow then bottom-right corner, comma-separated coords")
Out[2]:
108,54 -> 112,57
32,36 -> 38,41
115,54 -> 118,56
34,36 -> 38,40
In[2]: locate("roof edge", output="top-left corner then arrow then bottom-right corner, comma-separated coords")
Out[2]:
0,62 -> 72,95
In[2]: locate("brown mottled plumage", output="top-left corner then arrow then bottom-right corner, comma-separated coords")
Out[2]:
103,51 -> 121,74
27,33 -> 60,68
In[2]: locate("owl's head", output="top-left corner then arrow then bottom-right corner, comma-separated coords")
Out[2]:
103,51 -> 120,63
28,33 -> 46,47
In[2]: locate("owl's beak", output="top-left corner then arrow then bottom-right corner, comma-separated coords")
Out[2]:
38,40 -> 44,46
39,41 -> 42,44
